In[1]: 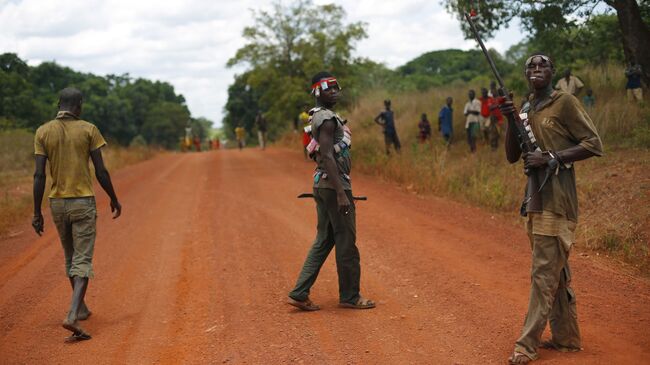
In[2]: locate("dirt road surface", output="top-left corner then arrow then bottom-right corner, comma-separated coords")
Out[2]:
1,149 -> 648,364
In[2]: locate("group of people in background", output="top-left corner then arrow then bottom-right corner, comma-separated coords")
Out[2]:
462,82 -> 504,153
181,124 -> 220,152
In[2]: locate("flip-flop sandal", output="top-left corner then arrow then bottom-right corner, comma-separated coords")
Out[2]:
508,351 -> 532,364
65,331 -> 92,343
288,298 -> 320,311
540,340 -> 581,353
338,297 -> 376,309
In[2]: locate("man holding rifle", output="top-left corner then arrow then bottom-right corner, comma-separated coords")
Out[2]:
500,54 -> 603,364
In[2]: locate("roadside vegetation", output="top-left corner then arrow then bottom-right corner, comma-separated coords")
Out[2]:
0,130 -> 156,237
279,63 -> 650,274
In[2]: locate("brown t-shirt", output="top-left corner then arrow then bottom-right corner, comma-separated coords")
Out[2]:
526,91 -> 603,222
34,111 -> 107,198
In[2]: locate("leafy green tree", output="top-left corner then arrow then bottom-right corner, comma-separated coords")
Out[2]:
226,0 -> 367,141
445,0 -> 650,84
141,101 -> 190,148
0,53 -> 207,148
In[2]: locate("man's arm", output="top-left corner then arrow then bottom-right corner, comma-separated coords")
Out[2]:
32,155 -> 47,235
374,112 -> 384,126
499,100 -> 523,163
318,119 -> 351,214
90,148 -> 121,218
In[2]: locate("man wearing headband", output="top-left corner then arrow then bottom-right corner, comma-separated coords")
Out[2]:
500,54 -> 603,364
288,71 -> 375,311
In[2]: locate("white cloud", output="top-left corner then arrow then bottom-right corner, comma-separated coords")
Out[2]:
0,0 -> 523,127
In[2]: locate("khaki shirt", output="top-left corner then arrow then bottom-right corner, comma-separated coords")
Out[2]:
555,76 -> 584,95
527,91 -> 603,222
34,111 -> 107,198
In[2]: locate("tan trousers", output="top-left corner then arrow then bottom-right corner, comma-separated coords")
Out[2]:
514,216 -> 581,360
627,88 -> 643,102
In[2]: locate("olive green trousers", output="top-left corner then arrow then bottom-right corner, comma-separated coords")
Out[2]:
289,188 -> 360,304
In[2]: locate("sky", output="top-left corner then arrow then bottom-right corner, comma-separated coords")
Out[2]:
0,0 -> 525,127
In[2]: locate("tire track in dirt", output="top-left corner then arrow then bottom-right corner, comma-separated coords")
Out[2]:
0,148 -> 648,364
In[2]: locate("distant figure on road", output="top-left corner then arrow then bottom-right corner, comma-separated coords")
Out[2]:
418,113 -> 432,143
255,111 -> 268,150
235,125 -> 246,151
582,88 -> 595,109
288,71 -> 375,312
299,105 -> 311,159
193,136 -> 201,152
463,90 -> 481,153
438,96 -> 454,147
184,124 -> 192,151
374,99 -> 401,155
625,61 -> 643,103
555,68 -> 584,96
501,54 -> 603,365
32,87 -> 122,342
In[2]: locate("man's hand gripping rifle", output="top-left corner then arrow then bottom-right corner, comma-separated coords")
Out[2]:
464,13 -> 558,217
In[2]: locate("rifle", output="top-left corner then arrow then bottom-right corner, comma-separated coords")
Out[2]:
464,13 -> 557,216
297,193 -> 367,201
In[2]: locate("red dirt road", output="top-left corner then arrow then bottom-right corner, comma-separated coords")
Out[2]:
1,148 -> 648,364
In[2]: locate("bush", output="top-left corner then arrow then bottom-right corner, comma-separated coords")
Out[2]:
129,134 -> 147,148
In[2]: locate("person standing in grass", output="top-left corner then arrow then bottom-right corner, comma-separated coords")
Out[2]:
500,54 -> 602,364
288,71 -> 375,311
582,89 -> 595,110
555,68 -> 584,96
625,61 -> 643,103
374,99 -> 401,155
463,90 -> 481,153
479,87 -> 492,144
32,87 -> 122,341
417,113 -> 432,143
438,96 -> 453,147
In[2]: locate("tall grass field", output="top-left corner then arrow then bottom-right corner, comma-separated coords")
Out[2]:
281,64 -> 650,274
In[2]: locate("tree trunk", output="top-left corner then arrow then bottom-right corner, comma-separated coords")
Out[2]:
610,0 -> 650,86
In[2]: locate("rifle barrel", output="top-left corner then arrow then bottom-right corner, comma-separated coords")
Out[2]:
464,13 -> 509,99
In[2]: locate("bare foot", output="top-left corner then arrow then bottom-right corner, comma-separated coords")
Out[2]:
78,304 -> 92,321
62,318 -> 90,339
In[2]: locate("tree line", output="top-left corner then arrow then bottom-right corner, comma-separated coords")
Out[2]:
224,0 -> 648,142
0,53 -> 212,148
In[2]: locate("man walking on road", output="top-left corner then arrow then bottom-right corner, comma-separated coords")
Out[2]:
500,54 -> 602,364
374,99 -> 401,155
288,72 -> 375,311
32,87 -> 122,341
